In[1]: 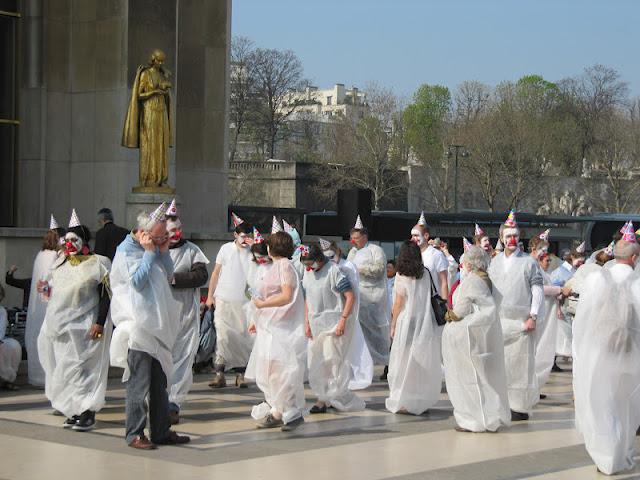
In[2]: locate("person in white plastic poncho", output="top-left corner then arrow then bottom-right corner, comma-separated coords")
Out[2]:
205,212 -> 253,389
443,245 -> 511,432
37,210 -> 111,432
488,211 -> 543,421
347,215 -> 390,365
245,228 -> 273,335
320,238 -> 373,390
245,231 -> 306,432
301,243 -> 365,413
386,240 -> 442,415
573,226 -> 640,475
110,204 -> 190,450
0,285 -> 21,390
25,216 -> 64,387
165,200 -> 210,425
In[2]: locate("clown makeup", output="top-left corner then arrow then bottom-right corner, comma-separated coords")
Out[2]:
323,249 -> 337,262
350,231 -> 367,249
303,260 -> 322,272
253,254 -> 271,265
410,229 -> 424,246
502,227 -> 520,251
64,232 -> 83,256
572,257 -> 585,269
166,219 -> 183,244
479,236 -> 491,253
235,232 -> 252,248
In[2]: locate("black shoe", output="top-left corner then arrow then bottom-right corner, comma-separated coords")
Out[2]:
309,404 -> 327,414
281,416 -> 304,432
155,430 -> 191,445
63,416 -> 79,428
511,410 -> 529,422
539,394 -> 547,400
380,365 -> 389,381
72,411 -> 95,431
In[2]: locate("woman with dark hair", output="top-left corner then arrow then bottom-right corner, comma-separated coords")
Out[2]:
245,231 -> 306,432
385,241 -> 442,415
321,239 -> 374,390
301,244 -> 364,413
25,216 -> 64,387
38,210 -> 112,432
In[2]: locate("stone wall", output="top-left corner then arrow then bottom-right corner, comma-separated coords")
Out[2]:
16,0 -> 230,233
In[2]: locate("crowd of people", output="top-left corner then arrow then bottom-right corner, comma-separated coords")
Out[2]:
0,204 -> 638,475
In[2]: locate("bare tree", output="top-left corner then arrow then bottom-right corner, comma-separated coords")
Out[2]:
229,36 -> 257,162
251,48 -> 305,159
454,80 -> 491,125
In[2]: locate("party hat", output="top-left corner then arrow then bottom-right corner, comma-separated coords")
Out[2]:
149,203 -> 167,223
354,215 -> 364,229
231,212 -> 244,228
319,238 -> 332,251
271,216 -> 283,234
166,198 -> 178,217
504,210 -> 517,228
68,209 -> 81,228
253,227 -> 264,244
474,223 -> 485,236
539,229 -> 550,242
417,211 -> 427,227
50,214 -> 59,230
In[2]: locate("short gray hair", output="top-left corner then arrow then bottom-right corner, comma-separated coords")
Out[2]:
614,240 -> 640,260
136,211 -> 163,232
464,245 -> 490,272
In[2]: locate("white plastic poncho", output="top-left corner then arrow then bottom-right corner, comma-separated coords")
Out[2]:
245,259 -> 274,328
385,273 -> 442,415
25,249 -> 58,386
534,269 -> 559,390
168,241 -> 209,408
109,238 -> 180,382
488,251 -> 541,414
0,307 -> 22,383
442,272 -> 511,432
337,258 -> 373,390
573,263 -> 640,475
245,258 -> 306,424
213,242 -> 253,368
37,255 -> 112,418
303,262 -> 365,412
347,243 -> 390,365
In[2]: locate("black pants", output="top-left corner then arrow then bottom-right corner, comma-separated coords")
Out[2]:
125,349 -> 170,444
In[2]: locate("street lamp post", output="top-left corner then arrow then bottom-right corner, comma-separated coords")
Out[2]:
446,144 -> 469,213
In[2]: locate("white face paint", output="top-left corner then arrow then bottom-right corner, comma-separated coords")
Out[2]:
502,227 -> 520,251
410,229 -> 424,246
64,232 -> 84,256
479,236 -> 491,252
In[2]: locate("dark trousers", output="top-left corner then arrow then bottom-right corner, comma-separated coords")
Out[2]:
125,349 -> 170,444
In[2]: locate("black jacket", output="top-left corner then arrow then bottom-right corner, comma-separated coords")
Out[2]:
94,222 -> 129,261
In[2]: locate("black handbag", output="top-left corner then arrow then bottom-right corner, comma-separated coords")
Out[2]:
427,269 -> 448,326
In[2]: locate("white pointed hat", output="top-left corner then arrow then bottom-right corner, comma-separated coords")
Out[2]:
166,198 -> 178,217
271,216 -> 284,234
50,214 -> 59,230
604,241 -> 615,257
417,211 -> 427,227
539,229 -> 550,242
319,238 -> 332,251
622,221 -> 637,243
253,227 -> 264,244
354,215 -> 364,230
463,237 -> 473,252
149,202 -> 167,223
495,238 -> 504,251
575,241 -> 586,254
474,224 -> 485,236
68,209 -> 81,228
282,219 -> 294,233
231,212 -> 244,228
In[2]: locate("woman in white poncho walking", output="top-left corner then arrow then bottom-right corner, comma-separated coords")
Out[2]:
386,241 -> 442,415
443,246 -> 510,433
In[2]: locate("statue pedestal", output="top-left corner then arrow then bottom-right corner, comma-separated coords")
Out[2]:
125,192 -> 180,229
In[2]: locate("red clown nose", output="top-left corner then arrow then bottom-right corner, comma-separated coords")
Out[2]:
507,237 -> 518,247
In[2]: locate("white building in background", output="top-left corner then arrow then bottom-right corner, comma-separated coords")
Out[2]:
285,83 -> 368,122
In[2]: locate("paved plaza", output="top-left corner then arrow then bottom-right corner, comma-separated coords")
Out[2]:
0,363 -> 638,480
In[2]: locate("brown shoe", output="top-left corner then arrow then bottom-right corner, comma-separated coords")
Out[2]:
129,435 -> 157,450
208,372 -> 226,389
169,410 -> 179,425
155,430 -> 191,445
235,373 -> 248,388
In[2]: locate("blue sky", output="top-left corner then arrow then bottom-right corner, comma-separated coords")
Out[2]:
232,0 -> 639,100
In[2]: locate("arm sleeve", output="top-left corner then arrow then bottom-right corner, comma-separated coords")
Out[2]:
159,251 -> 174,278
358,247 -> 386,279
544,285 -> 562,296
452,284 -> 475,318
5,271 -> 31,291
334,269 -> 352,293
130,251 -> 156,291
95,282 -> 111,326
530,284 -> 544,316
173,262 -> 209,289
279,261 -> 298,289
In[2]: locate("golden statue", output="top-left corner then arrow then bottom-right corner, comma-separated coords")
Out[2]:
122,49 -> 174,193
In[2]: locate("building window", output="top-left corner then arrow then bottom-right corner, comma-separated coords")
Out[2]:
0,2 -> 19,226
326,95 -> 332,106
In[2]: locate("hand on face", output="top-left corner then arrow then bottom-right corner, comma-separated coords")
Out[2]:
139,231 -> 155,252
